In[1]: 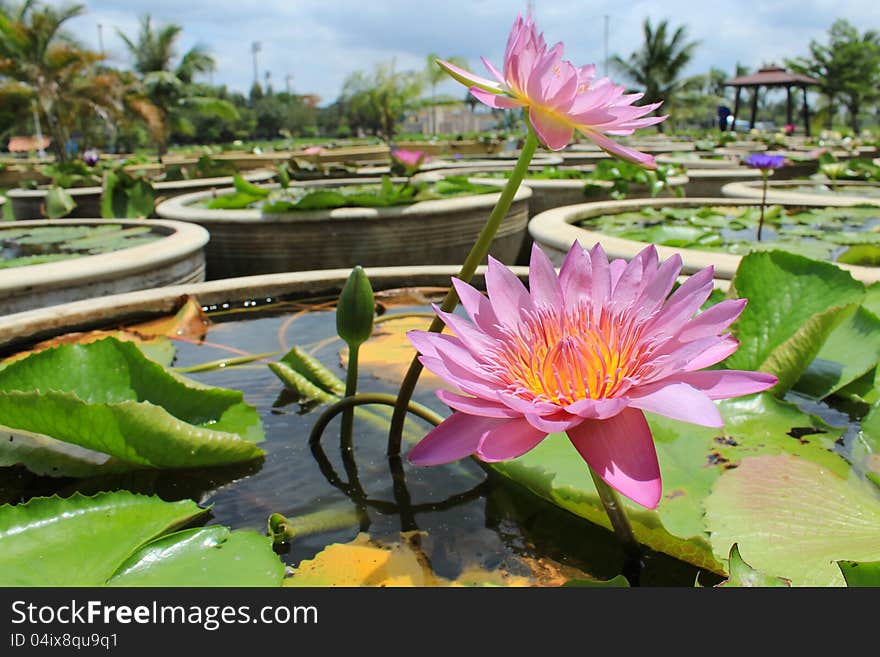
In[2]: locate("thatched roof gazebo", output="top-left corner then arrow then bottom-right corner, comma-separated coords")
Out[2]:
723,66 -> 820,135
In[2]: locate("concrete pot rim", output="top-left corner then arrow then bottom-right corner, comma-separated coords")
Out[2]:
0,218 -> 209,294
155,182 -> 532,223
0,263 -> 727,353
685,168 -> 766,179
528,195 -> 880,283
721,179 -> 880,207
464,173 -> 689,191
5,169 -> 276,199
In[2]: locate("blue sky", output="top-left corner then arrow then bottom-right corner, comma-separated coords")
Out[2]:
49,0 -> 879,105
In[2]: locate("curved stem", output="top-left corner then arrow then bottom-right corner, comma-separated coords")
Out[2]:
309,393 -> 444,446
588,466 -> 639,555
386,124 -> 540,455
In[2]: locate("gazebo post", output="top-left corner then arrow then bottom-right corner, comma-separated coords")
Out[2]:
732,87 -> 741,132
786,86 -> 793,127
749,86 -> 759,129
802,86 -> 811,137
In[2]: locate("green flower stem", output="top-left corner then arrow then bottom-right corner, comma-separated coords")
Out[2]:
374,312 -> 438,324
757,170 -> 768,242
588,465 -> 639,554
386,125 -> 540,456
173,351 -> 280,374
310,393 -> 444,447
340,344 -> 360,453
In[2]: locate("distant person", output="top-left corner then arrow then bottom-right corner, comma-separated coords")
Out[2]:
717,105 -> 732,131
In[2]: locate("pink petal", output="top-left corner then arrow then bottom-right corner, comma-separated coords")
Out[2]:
452,278 -> 502,337
609,258 -> 627,289
497,391 -> 560,416
476,418 -> 548,462
628,382 -> 723,427
663,370 -> 777,399
558,241 -> 592,308
433,306 -> 495,356
566,408 -> 662,509
524,410 -> 584,433
437,59 -> 502,93
480,56 -> 506,85
528,243 -> 563,309
436,389 -> 521,418
485,256 -> 533,326
676,299 -> 747,342
579,129 -> 657,169
407,331 -> 488,377
418,355 -> 499,400
636,253 -> 682,317
408,412 -> 503,465
469,86 -> 525,110
609,245 -> 655,310
528,106 -> 575,151
564,396 -> 629,419
648,266 -> 715,337
684,336 -> 740,371
589,243 -> 611,312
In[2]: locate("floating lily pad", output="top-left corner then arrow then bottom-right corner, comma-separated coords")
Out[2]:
0,491 -> 283,586
837,560 -> 880,586
705,454 -> 880,586
716,544 -> 790,587
0,337 -> 264,477
725,250 -> 865,393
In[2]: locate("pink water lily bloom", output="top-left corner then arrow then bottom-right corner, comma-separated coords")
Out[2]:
391,148 -> 428,169
437,14 -> 667,167
407,242 -> 777,509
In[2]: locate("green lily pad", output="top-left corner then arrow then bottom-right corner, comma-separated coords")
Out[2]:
838,245 -> 880,266
716,544 -> 790,587
724,251 -> 865,393
45,186 -> 76,218
705,454 -> 880,586
0,338 -> 264,477
0,491 -> 204,586
233,174 -> 270,198
837,560 -> 880,586
109,526 -> 284,587
489,393 -> 849,572
0,492 -> 284,586
795,306 -> 880,399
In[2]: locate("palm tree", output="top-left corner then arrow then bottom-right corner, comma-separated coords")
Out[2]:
424,54 -> 468,135
610,18 -> 700,131
118,15 -> 237,159
0,1 -> 98,161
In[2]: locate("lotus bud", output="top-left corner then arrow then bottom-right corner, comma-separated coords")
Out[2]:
336,266 -> 374,349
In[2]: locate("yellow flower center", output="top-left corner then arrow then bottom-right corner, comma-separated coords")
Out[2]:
488,303 -> 652,405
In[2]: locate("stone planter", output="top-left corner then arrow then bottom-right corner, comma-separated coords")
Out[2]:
458,169 -> 689,218
7,169 -> 275,220
0,164 -> 50,188
683,168 -> 767,197
721,179 -> 880,206
155,181 -> 531,279
657,153 -> 741,169
7,185 -> 103,220
0,219 -> 209,314
528,196 -> 880,283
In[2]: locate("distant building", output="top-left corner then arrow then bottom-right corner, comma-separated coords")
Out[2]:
402,102 -> 499,135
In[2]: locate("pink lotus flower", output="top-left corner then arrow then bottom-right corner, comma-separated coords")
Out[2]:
437,14 -> 667,167
407,242 -> 777,509
391,148 -> 428,169
302,146 -> 324,156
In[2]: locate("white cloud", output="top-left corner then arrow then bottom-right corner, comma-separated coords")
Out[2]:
43,0 -> 879,104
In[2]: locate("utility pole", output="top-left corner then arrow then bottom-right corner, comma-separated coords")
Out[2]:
603,15 -> 609,77
251,41 -> 261,89
286,74 -> 293,95
97,23 -> 104,56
